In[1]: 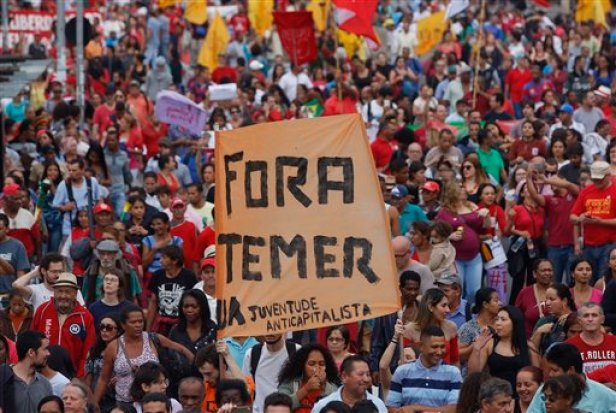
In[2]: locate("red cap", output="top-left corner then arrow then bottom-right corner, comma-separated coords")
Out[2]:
171,198 -> 186,208
422,181 -> 440,192
2,183 -> 21,197
201,257 -> 216,269
93,203 -> 113,214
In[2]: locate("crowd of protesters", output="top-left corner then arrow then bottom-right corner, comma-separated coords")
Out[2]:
1,0 -> 616,412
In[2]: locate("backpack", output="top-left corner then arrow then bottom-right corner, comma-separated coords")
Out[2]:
250,340 -> 297,378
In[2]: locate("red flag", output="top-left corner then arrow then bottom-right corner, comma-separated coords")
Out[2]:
532,0 -> 551,7
273,11 -> 318,66
333,0 -> 380,45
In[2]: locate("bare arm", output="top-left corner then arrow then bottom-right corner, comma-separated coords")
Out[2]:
0,258 -> 15,275
526,170 -> 546,206
146,295 -> 157,331
93,340 -> 116,403
10,266 -> 39,297
157,334 -> 195,363
141,243 -> 156,272
217,341 -> 243,380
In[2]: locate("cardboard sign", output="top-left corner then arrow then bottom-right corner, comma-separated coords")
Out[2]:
155,91 -> 207,135
215,114 -> 400,337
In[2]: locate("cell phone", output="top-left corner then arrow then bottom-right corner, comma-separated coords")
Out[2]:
231,407 -> 251,413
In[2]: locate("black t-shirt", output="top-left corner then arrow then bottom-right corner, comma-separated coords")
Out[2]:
149,268 -> 198,318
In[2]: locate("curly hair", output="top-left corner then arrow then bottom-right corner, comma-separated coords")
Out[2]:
277,343 -> 340,386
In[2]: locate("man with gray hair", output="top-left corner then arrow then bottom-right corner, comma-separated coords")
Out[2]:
566,302 -> 616,373
391,236 -> 434,295
478,377 -> 513,413
178,377 -> 205,413
82,239 -> 142,305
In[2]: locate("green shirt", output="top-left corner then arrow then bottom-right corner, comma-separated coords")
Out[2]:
477,147 -> 505,185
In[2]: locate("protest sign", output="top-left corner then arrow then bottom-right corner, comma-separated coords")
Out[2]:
155,90 -> 207,135
215,114 -> 400,338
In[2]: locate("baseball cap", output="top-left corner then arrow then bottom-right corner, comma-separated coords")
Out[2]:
435,272 -> 462,286
203,245 -> 216,258
53,272 -> 79,289
201,257 -> 216,270
2,183 -> 21,197
422,181 -> 440,193
96,239 -> 120,252
171,198 -> 186,208
594,86 -> 611,99
390,185 -> 409,199
558,103 -> 574,114
94,203 -> 113,214
590,160 -> 611,180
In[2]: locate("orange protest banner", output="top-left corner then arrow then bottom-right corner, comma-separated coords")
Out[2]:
215,114 -> 400,337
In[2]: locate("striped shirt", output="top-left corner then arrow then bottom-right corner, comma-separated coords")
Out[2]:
386,358 -> 462,408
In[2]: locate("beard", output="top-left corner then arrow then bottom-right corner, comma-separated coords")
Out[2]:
55,300 -> 74,314
100,258 -> 115,268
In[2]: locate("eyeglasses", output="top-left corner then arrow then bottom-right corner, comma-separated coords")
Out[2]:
463,165 -> 473,170
100,324 -> 117,332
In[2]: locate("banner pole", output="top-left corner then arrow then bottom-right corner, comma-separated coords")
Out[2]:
472,0 -> 486,109
329,2 -> 342,111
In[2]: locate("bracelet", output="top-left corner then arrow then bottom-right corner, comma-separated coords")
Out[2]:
391,340 -> 399,345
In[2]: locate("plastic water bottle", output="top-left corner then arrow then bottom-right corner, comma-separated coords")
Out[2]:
510,236 -> 525,253
527,239 -> 537,258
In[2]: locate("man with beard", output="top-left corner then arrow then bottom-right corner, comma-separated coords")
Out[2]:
242,334 -> 301,413
11,331 -> 53,413
82,239 -> 141,305
31,272 -> 95,378
12,252 -> 85,310
311,355 -> 387,413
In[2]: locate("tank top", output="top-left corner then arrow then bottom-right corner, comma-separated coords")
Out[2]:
114,333 -> 159,402
486,338 -> 529,393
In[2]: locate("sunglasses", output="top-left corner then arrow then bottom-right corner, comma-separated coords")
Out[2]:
100,324 -> 117,332
463,165 -> 473,170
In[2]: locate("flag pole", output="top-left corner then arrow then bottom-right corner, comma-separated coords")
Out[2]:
329,1 -> 343,111
472,0 -> 486,109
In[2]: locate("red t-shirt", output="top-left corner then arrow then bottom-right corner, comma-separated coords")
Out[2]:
543,194 -> 576,246
193,226 -> 216,262
508,138 -> 547,162
588,363 -> 616,384
211,66 -> 238,84
171,220 -> 197,268
571,183 -> 616,246
511,204 -> 545,239
505,68 -> 533,103
92,104 -> 114,140
566,334 -> 616,373
370,137 -> 398,170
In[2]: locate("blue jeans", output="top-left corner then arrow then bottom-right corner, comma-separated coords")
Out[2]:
456,253 -> 483,302
583,243 -> 616,284
110,190 -> 126,219
46,226 -> 63,254
513,102 -> 523,119
547,245 -> 574,284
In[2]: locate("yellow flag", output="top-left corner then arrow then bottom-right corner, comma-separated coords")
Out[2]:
307,0 -> 330,32
198,12 -> 230,70
248,0 -> 273,36
575,0 -> 607,27
159,0 -> 179,9
185,0 -> 208,25
415,11 -> 447,56
337,29 -> 365,60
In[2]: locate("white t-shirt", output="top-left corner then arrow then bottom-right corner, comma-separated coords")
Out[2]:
242,342 -> 301,413
28,283 -> 85,311
49,372 -> 70,396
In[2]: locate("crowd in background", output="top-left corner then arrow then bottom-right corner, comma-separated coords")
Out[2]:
1,0 -> 616,413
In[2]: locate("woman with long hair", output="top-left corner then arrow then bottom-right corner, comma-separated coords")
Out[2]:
531,283 -> 577,354
509,120 -> 546,164
169,289 -> 217,354
41,160 -> 65,253
515,259 -> 554,337
0,288 -> 33,341
156,155 -> 180,197
506,180 -> 545,304
85,141 -> 111,187
324,326 -> 354,370
477,183 -> 508,302
402,288 -> 459,366
569,257 -> 603,308
455,372 -> 492,413
504,165 -> 528,213
84,315 -> 121,411
436,182 -> 490,301
409,221 -> 431,264
458,288 -> 501,374
460,155 -> 490,204
548,134 -> 569,168
124,196 -> 151,252
468,306 -> 540,392
596,246 -> 616,291
278,344 -> 340,413
515,366 -> 543,413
